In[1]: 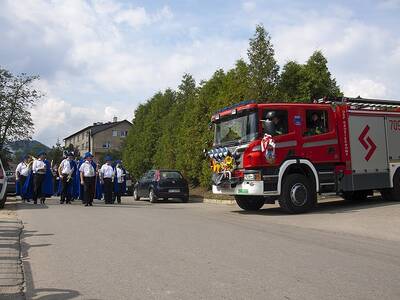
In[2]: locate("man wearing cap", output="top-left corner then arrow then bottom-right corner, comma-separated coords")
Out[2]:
15,155 -> 31,203
58,152 -> 75,204
100,156 -> 114,204
32,151 -> 47,204
79,152 -> 96,206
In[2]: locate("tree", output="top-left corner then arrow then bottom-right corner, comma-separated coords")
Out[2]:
0,67 -> 42,158
278,61 -> 304,101
300,51 -> 342,100
247,24 -> 279,99
47,139 -> 64,166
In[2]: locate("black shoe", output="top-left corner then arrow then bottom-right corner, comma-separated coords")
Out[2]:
89,203 -> 93,206
85,204 -> 89,206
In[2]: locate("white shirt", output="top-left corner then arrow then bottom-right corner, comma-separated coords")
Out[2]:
116,167 -> 125,183
79,161 -> 95,177
16,162 -> 30,177
32,159 -> 46,174
100,164 -> 114,179
59,159 -> 74,175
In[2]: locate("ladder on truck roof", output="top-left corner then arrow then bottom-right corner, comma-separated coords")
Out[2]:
315,96 -> 400,111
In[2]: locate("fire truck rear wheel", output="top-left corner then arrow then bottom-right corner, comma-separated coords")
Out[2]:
380,171 -> 400,202
234,196 -> 265,211
279,174 -> 317,214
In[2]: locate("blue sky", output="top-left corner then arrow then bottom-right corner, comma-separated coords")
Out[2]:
1,0 -> 399,146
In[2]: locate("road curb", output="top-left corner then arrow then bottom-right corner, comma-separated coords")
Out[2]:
0,201 -> 25,300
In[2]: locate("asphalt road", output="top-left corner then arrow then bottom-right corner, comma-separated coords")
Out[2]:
17,196 -> 400,300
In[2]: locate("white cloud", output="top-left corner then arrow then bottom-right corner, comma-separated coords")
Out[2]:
242,1 -> 256,13
343,79 -> 387,98
114,7 -> 150,28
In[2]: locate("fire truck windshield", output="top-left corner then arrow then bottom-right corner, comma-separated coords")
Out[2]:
214,111 -> 258,146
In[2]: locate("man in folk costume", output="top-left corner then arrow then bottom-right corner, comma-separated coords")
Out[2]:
32,151 -> 51,204
79,152 -> 96,206
58,152 -> 75,204
15,155 -> 31,203
113,160 -> 126,204
100,156 -> 114,204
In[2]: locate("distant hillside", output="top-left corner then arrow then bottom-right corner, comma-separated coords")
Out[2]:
8,140 -> 50,157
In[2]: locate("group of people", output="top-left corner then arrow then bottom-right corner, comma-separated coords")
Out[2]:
15,151 -> 127,206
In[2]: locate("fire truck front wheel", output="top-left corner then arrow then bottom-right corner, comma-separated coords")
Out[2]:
279,174 -> 317,214
234,196 -> 265,211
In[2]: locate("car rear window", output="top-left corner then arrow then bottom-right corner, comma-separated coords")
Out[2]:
160,171 -> 182,180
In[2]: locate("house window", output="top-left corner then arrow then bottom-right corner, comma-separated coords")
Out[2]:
112,130 -> 118,137
102,141 -> 111,148
82,143 -> 85,149
120,131 -> 128,137
86,142 -> 89,148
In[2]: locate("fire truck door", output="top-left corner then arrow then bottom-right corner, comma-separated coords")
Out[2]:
301,109 -> 340,163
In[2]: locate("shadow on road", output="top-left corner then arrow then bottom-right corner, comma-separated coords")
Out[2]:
233,196 -> 400,216
20,230 -> 82,300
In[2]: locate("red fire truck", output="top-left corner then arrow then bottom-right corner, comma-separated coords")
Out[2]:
207,97 -> 400,213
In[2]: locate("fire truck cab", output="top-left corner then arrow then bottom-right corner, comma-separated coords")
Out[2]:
208,97 -> 400,213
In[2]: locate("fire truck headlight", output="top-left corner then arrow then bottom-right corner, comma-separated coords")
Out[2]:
223,147 -> 229,156
218,149 -> 223,158
244,172 -> 262,181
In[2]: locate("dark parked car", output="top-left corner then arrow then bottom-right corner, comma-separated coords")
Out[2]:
6,170 -> 16,195
133,170 -> 189,203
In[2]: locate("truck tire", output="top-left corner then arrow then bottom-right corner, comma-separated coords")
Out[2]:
380,171 -> 400,201
234,196 -> 265,211
279,174 -> 317,214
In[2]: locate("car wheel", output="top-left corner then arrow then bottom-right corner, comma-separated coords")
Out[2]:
133,188 -> 140,201
149,189 -> 157,203
278,174 -> 317,214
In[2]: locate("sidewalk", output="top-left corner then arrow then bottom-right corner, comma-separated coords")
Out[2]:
0,198 -> 24,300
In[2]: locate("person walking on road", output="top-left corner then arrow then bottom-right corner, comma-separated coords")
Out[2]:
100,156 -> 114,204
32,151 -> 48,204
114,160 -> 125,204
58,152 -> 75,204
15,155 -> 31,203
79,152 -> 96,207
